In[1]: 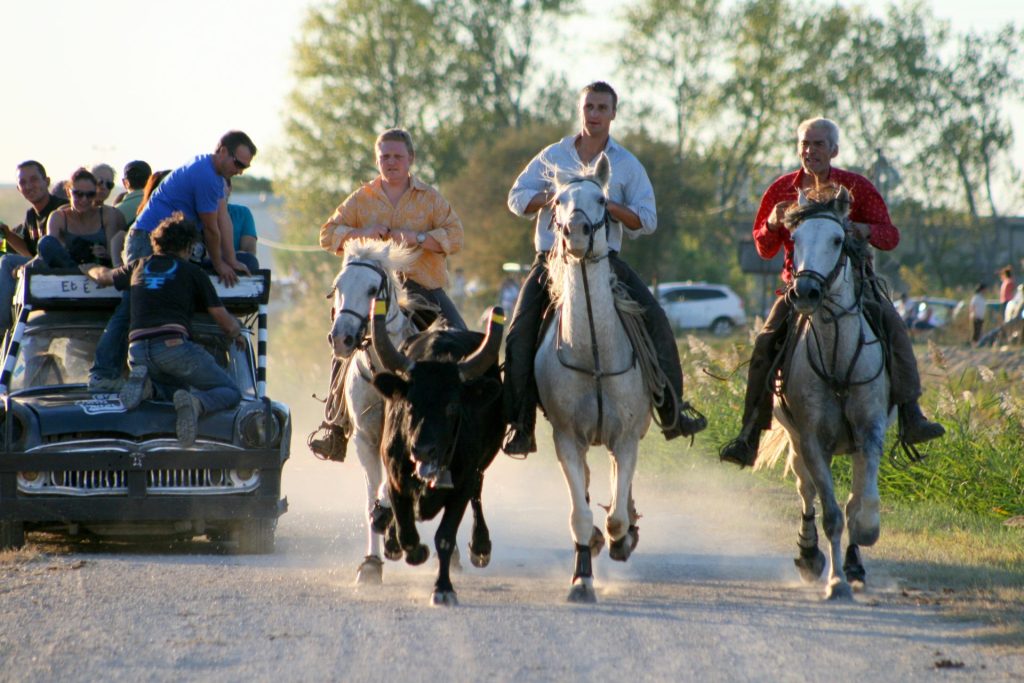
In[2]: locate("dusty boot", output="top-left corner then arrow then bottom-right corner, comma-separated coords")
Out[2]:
119,365 -> 152,410
173,390 -> 203,447
719,425 -> 762,468
308,421 -> 349,462
899,402 -> 945,444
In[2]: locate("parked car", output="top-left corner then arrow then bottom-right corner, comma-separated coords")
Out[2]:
904,297 -> 959,329
0,269 -> 290,552
655,282 -> 747,336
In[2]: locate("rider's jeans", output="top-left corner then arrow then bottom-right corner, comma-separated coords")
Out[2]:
128,336 -> 241,415
0,254 -> 31,330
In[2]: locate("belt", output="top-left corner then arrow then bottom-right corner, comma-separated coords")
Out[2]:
129,332 -> 187,345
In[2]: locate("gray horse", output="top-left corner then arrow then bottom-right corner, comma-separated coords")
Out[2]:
535,154 -> 651,603
770,187 -> 890,601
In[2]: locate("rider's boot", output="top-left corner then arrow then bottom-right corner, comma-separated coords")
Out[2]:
658,395 -> 707,440
898,401 -> 945,444
503,407 -> 537,456
719,422 -> 762,468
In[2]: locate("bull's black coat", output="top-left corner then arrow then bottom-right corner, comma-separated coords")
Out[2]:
372,327 -> 504,604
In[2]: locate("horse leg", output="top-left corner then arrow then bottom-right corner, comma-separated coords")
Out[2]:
799,438 -> 851,600
354,432 -> 385,584
790,449 -> 825,583
607,443 -> 639,562
431,497 -> 470,607
844,426 -> 884,589
554,432 -> 597,603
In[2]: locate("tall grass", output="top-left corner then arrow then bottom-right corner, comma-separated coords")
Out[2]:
675,335 -> 1024,521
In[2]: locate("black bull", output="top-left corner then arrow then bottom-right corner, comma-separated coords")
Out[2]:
370,303 -> 505,606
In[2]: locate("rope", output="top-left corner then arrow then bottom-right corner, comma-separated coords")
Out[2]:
613,280 -> 675,429
257,237 -> 324,253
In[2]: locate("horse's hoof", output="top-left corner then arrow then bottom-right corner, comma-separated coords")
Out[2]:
567,582 -> 597,604
469,544 -> 491,568
588,526 -> 605,558
608,530 -> 635,562
405,543 -> 429,566
430,590 -> 459,607
794,547 -> 826,583
628,525 -> 639,551
843,545 -> 866,586
355,555 -> 383,585
825,579 -> 854,601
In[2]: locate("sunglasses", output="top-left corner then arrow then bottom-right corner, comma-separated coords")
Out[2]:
71,190 -> 98,199
97,180 -> 115,190
231,154 -> 250,171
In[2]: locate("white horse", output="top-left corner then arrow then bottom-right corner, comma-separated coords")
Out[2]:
535,154 -> 651,603
327,239 -> 420,584
771,187 -> 890,601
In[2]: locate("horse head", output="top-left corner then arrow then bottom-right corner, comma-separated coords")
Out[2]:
787,186 -> 853,315
326,238 -> 417,359
551,153 -> 611,260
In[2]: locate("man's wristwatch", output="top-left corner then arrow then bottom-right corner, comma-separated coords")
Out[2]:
415,232 -> 427,246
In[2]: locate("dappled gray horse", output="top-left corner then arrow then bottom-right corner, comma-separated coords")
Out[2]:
535,154 -> 651,603
771,187 -> 890,600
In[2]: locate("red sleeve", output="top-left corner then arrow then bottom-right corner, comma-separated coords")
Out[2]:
847,174 -> 899,251
753,175 -> 794,259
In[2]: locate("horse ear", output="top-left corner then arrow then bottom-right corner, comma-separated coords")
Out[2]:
797,188 -> 811,207
594,153 -> 611,189
835,186 -> 852,216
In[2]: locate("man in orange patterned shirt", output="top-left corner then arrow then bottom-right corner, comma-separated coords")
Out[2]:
310,128 -> 466,462
719,117 -> 944,468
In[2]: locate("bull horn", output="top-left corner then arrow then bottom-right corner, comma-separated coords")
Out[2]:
370,294 -> 411,374
458,306 -> 505,382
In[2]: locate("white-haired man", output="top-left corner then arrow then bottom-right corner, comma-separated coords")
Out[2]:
719,117 -> 944,468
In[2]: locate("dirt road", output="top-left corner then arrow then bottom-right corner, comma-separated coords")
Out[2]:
2,422 -> 1022,682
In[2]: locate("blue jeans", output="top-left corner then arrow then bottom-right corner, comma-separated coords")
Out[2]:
0,253 -> 31,330
36,235 -> 77,268
128,337 -> 240,414
90,230 -> 154,382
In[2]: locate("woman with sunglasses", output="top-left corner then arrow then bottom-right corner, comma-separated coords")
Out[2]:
36,167 -> 127,269
91,163 -> 117,206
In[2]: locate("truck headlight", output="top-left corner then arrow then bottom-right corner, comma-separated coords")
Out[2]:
17,470 -> 49,491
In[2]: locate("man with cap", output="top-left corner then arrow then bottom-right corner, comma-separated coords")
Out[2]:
115,161 -> 152,228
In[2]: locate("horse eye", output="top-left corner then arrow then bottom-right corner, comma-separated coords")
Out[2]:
367,286 -> 377,297
598,197 -> 606,205
833,237 -> 842,246
554,199 -> 560,205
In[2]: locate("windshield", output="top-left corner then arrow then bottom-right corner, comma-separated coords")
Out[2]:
8,325 -> 256,397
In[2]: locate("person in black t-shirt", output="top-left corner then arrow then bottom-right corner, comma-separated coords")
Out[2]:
81,213 -> 245,446
0,160 -> 68,330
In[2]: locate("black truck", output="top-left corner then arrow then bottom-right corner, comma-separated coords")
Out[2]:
0,269 -> 289,553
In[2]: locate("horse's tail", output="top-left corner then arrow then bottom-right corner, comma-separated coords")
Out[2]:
754,420 -> 791,474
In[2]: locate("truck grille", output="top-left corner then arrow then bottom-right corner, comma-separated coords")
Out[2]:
18,469 -> 260,496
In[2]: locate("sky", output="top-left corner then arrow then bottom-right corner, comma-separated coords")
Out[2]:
0,0 -> 1020,189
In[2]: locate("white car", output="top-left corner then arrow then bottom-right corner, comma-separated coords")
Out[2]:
655,282 -> 747,336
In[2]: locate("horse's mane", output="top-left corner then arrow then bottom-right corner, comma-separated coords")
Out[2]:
333,238 -> 426,312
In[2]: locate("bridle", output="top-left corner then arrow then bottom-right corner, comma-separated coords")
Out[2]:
790,213 -> 851,299
331,260 -> 400,351
551,177 -> 611,262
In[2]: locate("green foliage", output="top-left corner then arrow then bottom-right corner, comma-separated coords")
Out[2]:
230,176 -> 273,194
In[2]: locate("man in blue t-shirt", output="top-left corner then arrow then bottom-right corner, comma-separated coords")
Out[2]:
89,131 -> 257,391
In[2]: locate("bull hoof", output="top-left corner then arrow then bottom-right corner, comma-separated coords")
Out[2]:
825,579 -> 854,602
355,555 -> 383,585
588,526 -> 605,558
567,582 -> 597,604
608,530 -> 635,562
370,500 -> 393,535
794,547 -> 826,583
384,526 -> 402,561
430,590 -> 459,607
405,543 -> 429,566
469,544 -> 491,568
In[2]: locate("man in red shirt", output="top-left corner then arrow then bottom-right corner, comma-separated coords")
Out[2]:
720,117 -> 944,467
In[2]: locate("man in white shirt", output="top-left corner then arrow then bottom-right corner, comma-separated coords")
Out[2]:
502,81 -> 706,455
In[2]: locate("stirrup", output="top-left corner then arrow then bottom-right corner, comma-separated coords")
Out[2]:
308,421 -> 348,463
502,426 -> 536,458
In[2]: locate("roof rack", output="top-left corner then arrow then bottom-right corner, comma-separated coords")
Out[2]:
14,268 -> 272,314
